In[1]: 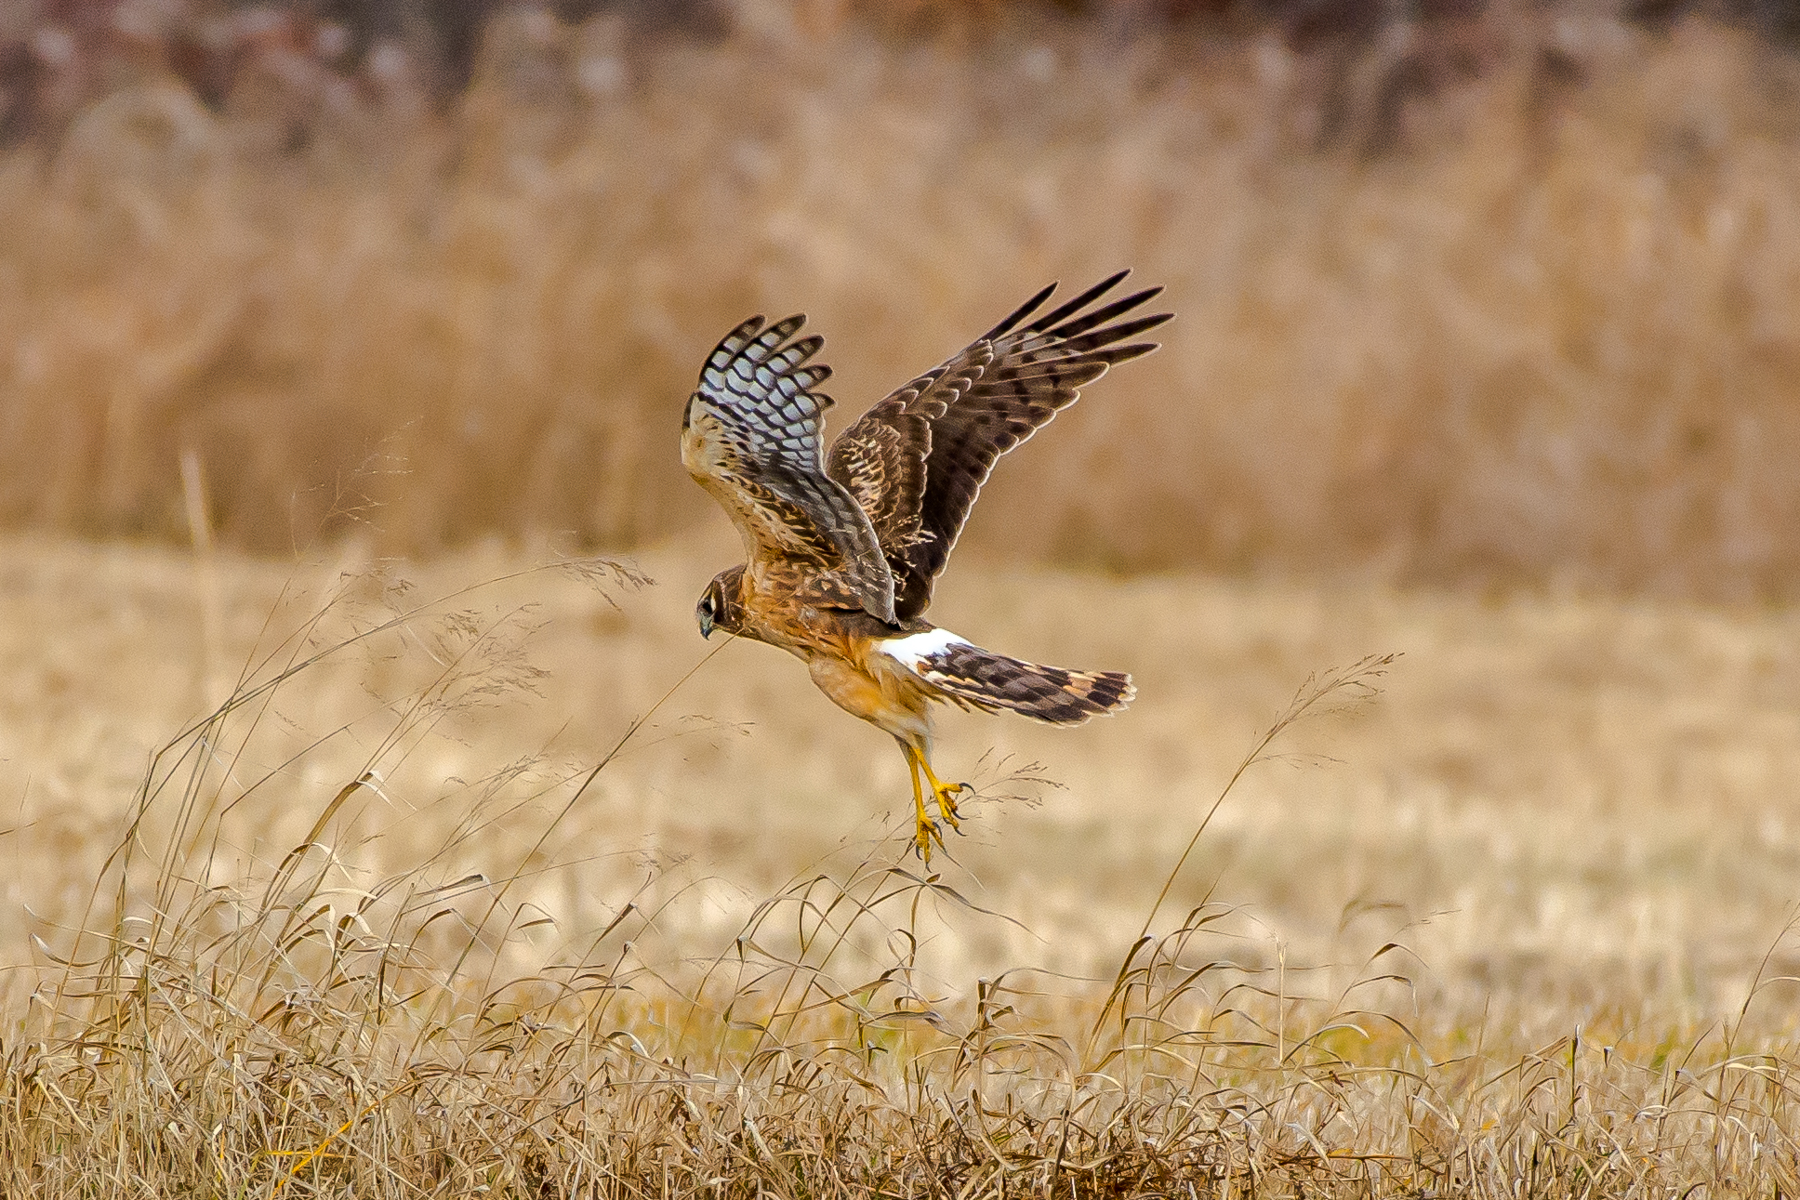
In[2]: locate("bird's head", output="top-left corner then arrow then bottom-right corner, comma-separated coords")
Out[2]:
695,566 -> 746,640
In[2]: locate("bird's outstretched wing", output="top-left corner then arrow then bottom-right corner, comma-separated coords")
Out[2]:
822,364 -> 961,560
829,271 -> 1170,620
683,314 -> 897,623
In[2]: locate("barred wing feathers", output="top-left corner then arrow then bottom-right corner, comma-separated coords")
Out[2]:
824,350 -> 977,558
830,272 -> 1170,621
682,314 -> 898,623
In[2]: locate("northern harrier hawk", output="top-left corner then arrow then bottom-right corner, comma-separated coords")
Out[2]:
682,272 -> 1169,860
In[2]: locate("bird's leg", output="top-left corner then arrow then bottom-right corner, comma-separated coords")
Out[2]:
902,744 -> 943,862
913,748 -> 969,831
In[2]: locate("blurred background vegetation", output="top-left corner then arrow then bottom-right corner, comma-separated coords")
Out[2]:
4,0 -> 1800,600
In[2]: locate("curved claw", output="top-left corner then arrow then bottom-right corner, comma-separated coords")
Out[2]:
914,813 -> 945,861
932,780 -> 968,831
914,752 -> 970,832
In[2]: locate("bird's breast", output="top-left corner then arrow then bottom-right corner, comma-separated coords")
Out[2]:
806,647 -> 932,739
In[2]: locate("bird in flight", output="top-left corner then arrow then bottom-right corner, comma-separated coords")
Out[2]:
681,271 -> 1170,861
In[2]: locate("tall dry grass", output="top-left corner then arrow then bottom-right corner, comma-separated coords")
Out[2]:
3,10 -> 1800,597
5,560 -> 1798,1196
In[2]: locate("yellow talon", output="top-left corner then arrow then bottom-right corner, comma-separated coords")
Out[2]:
905,746 -> 945,862
914,751 -> 968,830
902,745 -> 973,863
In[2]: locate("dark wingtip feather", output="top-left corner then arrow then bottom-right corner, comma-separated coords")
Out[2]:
1046,290 -> 1167,343
1059,311 -> 1174,356
983,280 -> 1060,341
1090,341 -> 1164,368
1025,269 -> 1132,335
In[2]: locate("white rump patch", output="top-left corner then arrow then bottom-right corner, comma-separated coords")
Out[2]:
879,628 -> 972,671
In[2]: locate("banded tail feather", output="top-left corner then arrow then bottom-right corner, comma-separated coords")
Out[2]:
881,629 -> 1135,725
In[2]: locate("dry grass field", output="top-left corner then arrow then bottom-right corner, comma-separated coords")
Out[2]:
6,2 -> 1800,1194
3,530 -> 1799,1194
